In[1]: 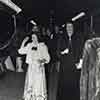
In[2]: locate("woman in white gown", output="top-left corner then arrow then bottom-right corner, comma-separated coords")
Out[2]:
18,33 -> 50,100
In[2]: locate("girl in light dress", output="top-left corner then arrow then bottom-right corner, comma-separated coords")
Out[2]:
18,32 -> 50,100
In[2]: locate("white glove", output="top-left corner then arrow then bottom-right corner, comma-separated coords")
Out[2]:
76,59 -> 83,69
61,48 -> 69,55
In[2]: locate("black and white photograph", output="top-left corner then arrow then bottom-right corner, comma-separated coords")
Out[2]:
0,0 -> 100,100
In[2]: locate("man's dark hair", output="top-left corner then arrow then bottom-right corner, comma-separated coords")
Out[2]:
66,21 -> 74,26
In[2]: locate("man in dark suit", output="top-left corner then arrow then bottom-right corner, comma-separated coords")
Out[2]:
48,25 -> 61,100
57,21 -> 85,100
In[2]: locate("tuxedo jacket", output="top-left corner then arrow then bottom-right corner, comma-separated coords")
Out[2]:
57,31 -> 85,64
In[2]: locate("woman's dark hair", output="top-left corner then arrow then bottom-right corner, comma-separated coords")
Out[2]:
30,31 -> 43,42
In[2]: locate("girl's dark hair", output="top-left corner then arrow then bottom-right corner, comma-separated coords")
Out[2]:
31,31 -> 43,42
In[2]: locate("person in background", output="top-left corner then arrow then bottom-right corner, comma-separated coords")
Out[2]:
42,27 -> 46,36
48,25 -> 61,100
41,27 -> 47,42
41,27 -> 51,47
42,27 -> 52,96
18,25 -> 50,100
57,21 -> 85,100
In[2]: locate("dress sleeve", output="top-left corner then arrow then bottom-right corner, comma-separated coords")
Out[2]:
40,43 -> 50,64
18,44 -> 30,55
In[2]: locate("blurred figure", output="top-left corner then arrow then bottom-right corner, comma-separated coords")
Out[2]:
50,25 -> 61,71
80,38 -> 100,100
42,27 -> 46,36
16,57 -> 23,72
41,27 -> 47,42
46,28 -> 51,38
43,27 -> 52,95
32,25 -> 39,32
48,25 -> 61,100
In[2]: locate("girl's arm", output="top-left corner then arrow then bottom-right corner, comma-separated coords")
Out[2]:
18,37 -> 29,55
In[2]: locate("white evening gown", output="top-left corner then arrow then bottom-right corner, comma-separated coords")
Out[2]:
18,42 -> 50,100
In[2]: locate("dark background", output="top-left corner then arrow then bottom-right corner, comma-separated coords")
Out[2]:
0,0 -> 100,46
12,0 -> 100,25
1,0 -> 100,24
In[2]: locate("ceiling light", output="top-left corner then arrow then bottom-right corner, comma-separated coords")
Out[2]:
72,12 -> 85,21
0,0 -> 22,14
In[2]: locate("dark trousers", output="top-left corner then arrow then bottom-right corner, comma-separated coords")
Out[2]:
48,61 -> 60,100
57,55 -> 80,100
45,63 -> 50,93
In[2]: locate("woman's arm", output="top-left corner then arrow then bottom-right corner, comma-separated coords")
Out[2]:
20,37 -> 29,48
18,37 -> 29,55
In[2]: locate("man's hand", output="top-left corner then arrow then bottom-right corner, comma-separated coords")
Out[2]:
61,48 -> 69,55
75,59 -> 83,69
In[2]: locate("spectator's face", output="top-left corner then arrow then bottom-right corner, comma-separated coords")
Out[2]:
42,27 -> 46,36
32,26 -> 39,32
55,26 -> 59,34
46,29 -> 51,36
66,23 -> 74,37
